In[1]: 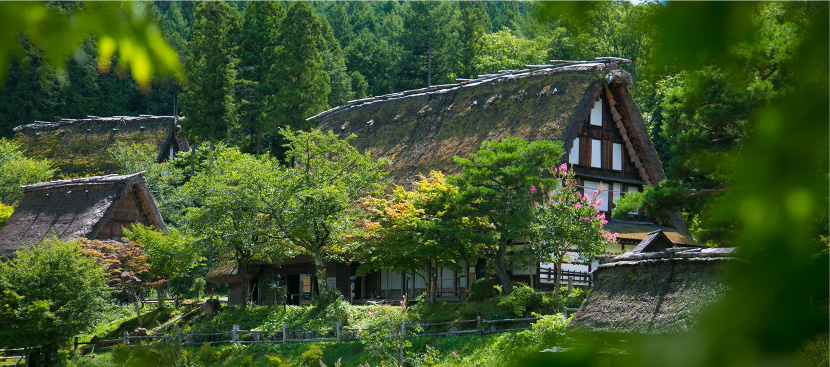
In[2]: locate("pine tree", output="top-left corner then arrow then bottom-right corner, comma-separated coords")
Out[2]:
179,1 -> 240,149
269,2 -> 329,132
320,18 -> 353,108
239,1 -> 284,155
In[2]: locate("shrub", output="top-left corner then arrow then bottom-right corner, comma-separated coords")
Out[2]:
497,285 -> 542,317
562,288 -> 587,308
302,345 -> 324,366
469,278 -> 497,301
268,355 -> 291,367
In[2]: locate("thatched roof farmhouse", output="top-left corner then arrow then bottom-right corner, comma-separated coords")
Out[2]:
567,230 -> 734,335
0,172 -> 166,258
311,58 -> 689,244
13,115 -> 188,175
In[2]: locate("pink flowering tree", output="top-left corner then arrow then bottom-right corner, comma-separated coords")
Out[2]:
530,164 -> 617,293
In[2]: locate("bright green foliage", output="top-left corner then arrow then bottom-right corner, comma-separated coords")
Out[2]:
238,1 -> 284,155
474,29 -> 549,73
497,285 -> 543,317
0,203 -> 12,228
301,345 -> 324,367
124,223 -> 203,305
180,1 -> 240,147
355,171 -> 485,302
0,239 -> 109,349
531,164 -> 613,291
0,138 -> 54,206
269,2 -> 330,132
267,128 -> 390,296
182,146 -> 289,304
452,137 -> 564,295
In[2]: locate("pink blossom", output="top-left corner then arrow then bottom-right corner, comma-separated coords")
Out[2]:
575,203 -> 581,209
593,190 -> 598,196
534,202 -> 540,208
358,327 -> 363,332
559,163 -> 567,171
583,193 -> 590,201
567,261 -> 572,264
601,219 -> 608,225
530,185 -> 537,193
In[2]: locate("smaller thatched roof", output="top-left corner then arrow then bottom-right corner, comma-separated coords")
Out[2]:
567,231 -> 734,335
205,256 -> 313,284
605,219 -> 699,246
13,115 -> 188,175
0,172 -> 166,258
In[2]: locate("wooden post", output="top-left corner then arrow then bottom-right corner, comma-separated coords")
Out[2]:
397,321 -> 405,367
567,277 -> 573,294
477,316 -> 483,336
232,324 -> 239,343
123,331 -> 129,345
74,337 -> 78,351
282,322 -> 288,343
563,306 -> 569,318
336,321 -> 342,343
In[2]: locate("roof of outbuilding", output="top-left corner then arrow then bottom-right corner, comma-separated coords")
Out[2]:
0,172 -> 166,258
567,234 -> 735,336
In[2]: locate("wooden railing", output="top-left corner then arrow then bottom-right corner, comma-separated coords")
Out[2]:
538,268 -> 592,287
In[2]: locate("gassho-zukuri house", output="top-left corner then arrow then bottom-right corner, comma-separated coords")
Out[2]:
206,58 -> 699,306
0,172 -> 167,258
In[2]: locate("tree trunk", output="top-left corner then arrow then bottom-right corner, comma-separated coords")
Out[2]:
428,263 -> 437,304
237,258 -> 249,308
494,241 -> 514,295
554,261 -> 562,297
133,294 -> 143,328
475,257 -> 487,280
156,285 -> 165,310
312,252 -> 328,298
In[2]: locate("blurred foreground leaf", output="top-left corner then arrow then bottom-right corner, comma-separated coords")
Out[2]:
0,2 -> 183,91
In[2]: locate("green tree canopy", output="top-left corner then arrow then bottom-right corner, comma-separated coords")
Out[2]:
0,139 -> 54,206
452,137 -> 564,295
0,239 -> 108,353
269,2 -> 329,132
180,1 -> 240,148
354,171 -> 486,303
266,128 -> 390,296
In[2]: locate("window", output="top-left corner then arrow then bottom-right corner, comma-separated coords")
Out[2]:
584,180 -> 609,212
612,143 -> 622,170
628,186 -> 640,214
569,138 -> 580,164
590,98 -> 602,126
613,183 -> 622,209
591,139 -> 601,168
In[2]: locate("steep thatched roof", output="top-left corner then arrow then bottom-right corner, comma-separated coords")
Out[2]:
13,115 -> 188,175
567,232 -> 734,335
311,60 -> 664,185
0,172 -> 166,258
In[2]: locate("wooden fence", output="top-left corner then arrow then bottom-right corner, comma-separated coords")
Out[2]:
110,307 -> 580,347
0,347 -> 37,367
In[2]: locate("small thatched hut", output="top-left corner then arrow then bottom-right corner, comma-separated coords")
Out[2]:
567,231 -> 735,336
0,172 -> 166,258
13,115 -> 189,175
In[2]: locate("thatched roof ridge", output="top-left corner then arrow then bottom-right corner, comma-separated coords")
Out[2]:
13,115 -> 182,133
0,172 -> 166,258
310,60 -> 662,186
567,233 -> 735,336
